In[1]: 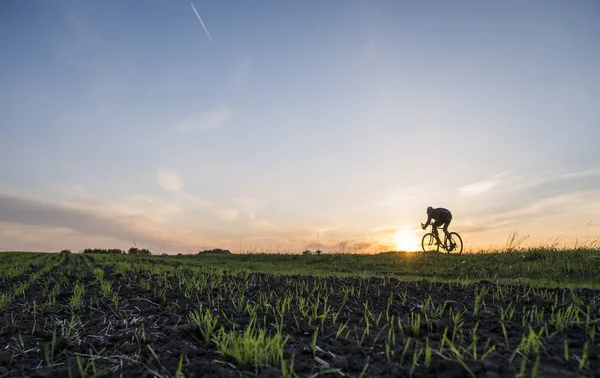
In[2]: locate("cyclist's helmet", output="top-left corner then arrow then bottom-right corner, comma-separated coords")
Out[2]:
426,206 -> 433,214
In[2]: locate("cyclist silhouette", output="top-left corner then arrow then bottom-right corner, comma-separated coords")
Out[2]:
421,206 -> 454,247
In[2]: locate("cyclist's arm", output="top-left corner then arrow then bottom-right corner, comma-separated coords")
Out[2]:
423,215 -> 432,228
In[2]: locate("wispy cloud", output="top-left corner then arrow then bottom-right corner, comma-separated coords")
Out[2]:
157,170 -> 183,193
211,198 -> 259,223
0,188 -> 222,253
458,171 -> 512,196
556,167 -> 600,180
502,167 -> 600,194
461,190 -> 600,233
0,194 -> 143,244
374,185 -> 430,206
215,209 -> 239,222
61,186 -> 184,219
490,191 -> 596,223
176,105 -> 232,133
233,198 -> 258,219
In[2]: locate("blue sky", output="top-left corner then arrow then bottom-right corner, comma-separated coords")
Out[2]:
1,1 -> 599,253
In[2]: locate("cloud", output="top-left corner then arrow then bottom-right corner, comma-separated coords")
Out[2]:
455,225 -> 490,234
61,186 -> 186,218
0,191 -> 218,253
374,185 -> 430,206
501,167 -> 600,195
0,191 -> 404,254
216,209 -> 239,222
0,194 -> 139,243
157,170 -> 183,192
458,171 -> 512,196
493,192 -> 593,221
233,198 -> 258,219
555,167 -> 600,180
461,190 -> 600,232
176,105 -> 232,133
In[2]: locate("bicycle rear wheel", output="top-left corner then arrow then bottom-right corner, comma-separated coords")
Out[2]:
447,232 -> 463,254
421,233 -> 440,252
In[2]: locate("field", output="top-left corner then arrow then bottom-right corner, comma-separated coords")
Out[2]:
1,249 -> 599,378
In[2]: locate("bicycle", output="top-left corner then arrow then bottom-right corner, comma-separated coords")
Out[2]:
421,223 -> 463,254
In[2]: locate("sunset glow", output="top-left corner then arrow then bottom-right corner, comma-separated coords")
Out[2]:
0,2 -> 599,254
394,229 -> 422,252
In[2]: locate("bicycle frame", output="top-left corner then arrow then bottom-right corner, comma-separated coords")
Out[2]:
421,223 -> 463,254
422,224 -> 451,250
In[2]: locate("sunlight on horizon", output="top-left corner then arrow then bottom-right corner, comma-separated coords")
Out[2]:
0,2 -> 598,254
393,228 -> 422,252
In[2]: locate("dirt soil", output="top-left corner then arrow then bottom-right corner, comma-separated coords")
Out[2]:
1,261 -> 599,378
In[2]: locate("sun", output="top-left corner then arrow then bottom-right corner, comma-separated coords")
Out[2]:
393,229 -> 421,252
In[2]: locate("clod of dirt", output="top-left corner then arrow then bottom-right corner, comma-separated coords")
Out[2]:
332,355 -> 348,370
530,294 -> 546,307
30,368 -> 52,378
0,367 -> 8,376
257,367 -> 282,378
0,325 -> 17,337
54,336 -> 69,352
481,360 -> 499,373
0,351 -> 12,366
434,360 -> 464,375
436,367 -> 465,378
482,371 -> 501,378
32,329 -> 53,340
174,323 -> 200,338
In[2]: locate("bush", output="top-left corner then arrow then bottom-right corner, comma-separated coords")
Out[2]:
198,248 -> 232,255
82,248 -> 124,254
302,249 -> 312,256
128,247 -> 151,256
60,249 -> 71,254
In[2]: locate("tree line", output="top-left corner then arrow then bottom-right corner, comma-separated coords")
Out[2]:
82,248 -> 151,255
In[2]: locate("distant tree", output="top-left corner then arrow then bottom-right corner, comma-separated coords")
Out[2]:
198,248 -> 232,255
302,249 -> 312,256
315,250 -> 323,255
83,248 -> 123,254
60,249 -> 72,254
128,247 -> 151,256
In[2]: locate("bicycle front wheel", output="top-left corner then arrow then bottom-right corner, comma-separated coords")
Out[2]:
447,232 -> 463,254
422,233 -> 440,252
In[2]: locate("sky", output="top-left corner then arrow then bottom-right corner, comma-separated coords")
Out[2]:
1,1 -> 599,254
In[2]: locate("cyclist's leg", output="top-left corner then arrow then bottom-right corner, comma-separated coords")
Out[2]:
443,219 -> 454,247
431,221 -> 442,244
442,219 -> 451,240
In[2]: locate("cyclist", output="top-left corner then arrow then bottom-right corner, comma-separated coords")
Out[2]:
421,206 -> 455,248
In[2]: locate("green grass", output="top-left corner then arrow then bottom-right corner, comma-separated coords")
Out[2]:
159,247 -> 600,288
2,249 -> 598,377
3,247 -> 599,288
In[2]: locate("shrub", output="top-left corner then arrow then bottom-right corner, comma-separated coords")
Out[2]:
128,247 -> 151,256
82,248 -> 123,254
198,248 -> 232,255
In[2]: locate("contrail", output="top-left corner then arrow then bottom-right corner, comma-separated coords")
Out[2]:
190,3 -> 215,46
